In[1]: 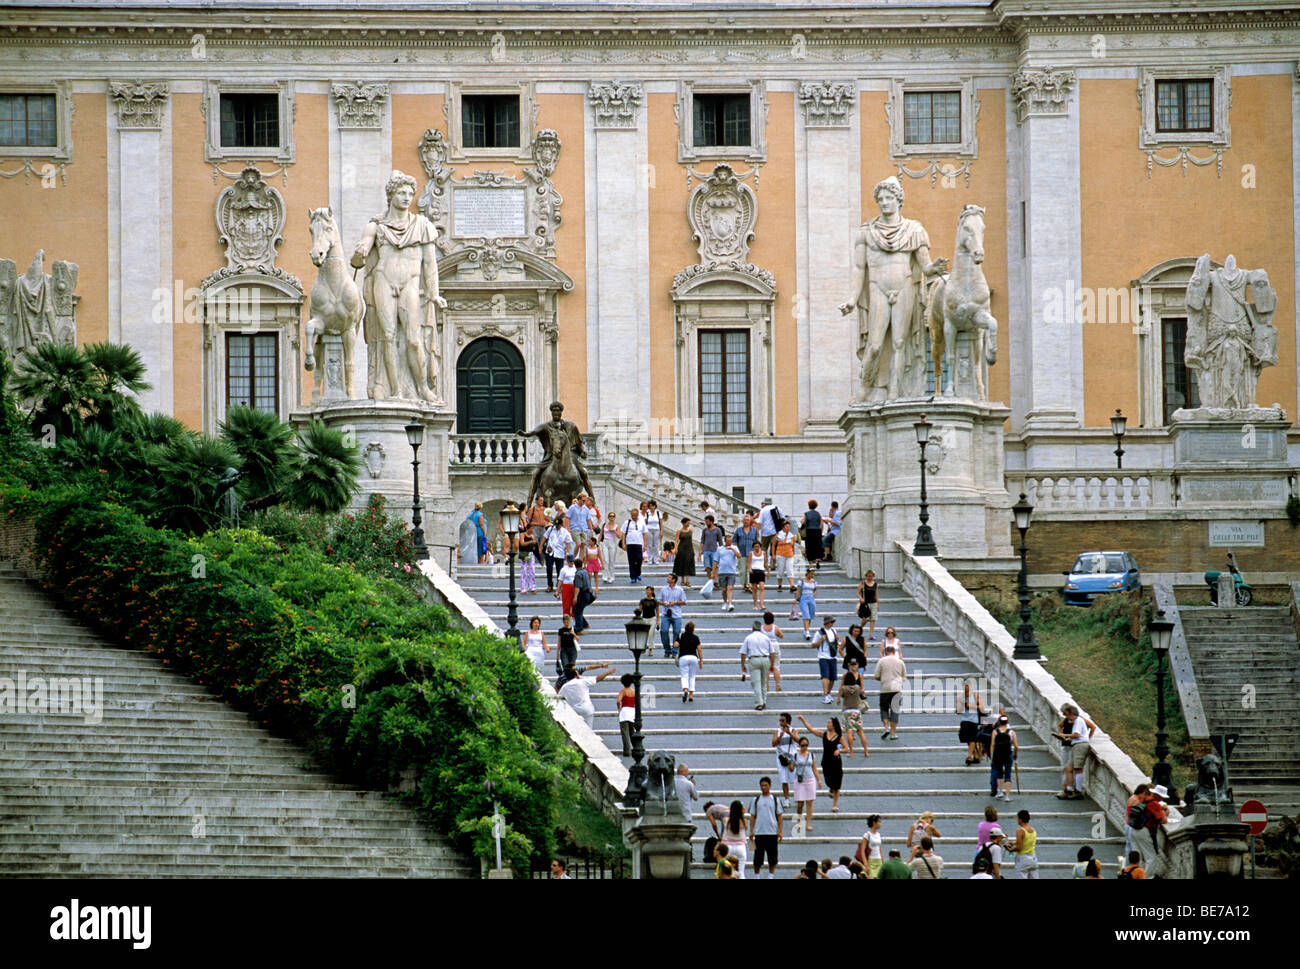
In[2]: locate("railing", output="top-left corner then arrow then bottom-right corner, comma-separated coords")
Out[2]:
1004,469 -> 1173,513
530,855 -> 629,879
594,437 -> 760,520
896,540 -> 1172,836
1153,584 -> 1212,759
450,434 -> 541,466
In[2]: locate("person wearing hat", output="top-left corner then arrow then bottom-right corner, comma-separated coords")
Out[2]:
1129,782 -> 1170,875
983,826 -> 1006,878
873,642 -> 906,740
812,616 -> 839,704
989,714 -> 1019,801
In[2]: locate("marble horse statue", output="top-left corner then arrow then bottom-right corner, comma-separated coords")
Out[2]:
304,207 -> 363,399
926,204 -> 998,399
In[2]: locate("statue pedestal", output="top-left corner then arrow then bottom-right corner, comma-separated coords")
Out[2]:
1169,411 -> 1291,508
291,399 -> 456,548
838,397 -> 1014,581
314,333 -> 351,403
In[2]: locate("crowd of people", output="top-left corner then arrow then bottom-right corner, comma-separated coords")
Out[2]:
490,495 -> 1156,880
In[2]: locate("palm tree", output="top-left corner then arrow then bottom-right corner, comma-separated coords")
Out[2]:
150,433 -> 242,534
10,341 -> 94,438
83,342 -> 150,428
219,406 -> 294,508
284,420 -> 361,514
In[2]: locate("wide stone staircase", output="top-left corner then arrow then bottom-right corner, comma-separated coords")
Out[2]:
1179,606 -> 1300,816
458,555 -> 1124,877
0,564 -> 474,877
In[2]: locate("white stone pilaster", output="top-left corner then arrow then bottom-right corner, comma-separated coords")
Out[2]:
797,80 -> 858,433
111,82 -> 170,414
1015,68 -> 1083,429
587,81 -> 649,431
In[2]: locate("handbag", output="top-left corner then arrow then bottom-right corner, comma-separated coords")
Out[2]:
700,578 -> 715,598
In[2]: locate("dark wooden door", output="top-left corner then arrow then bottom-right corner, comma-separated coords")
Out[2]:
457,337 -> 525,433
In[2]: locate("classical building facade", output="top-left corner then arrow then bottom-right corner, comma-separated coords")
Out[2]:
1,1 -> 1298,573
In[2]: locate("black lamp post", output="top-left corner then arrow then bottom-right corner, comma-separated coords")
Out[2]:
913,413 -> 938,557
1148,609 -> 1178,806
1111,409 -> 1128,470
404,422 -> 428,560
623,613 -> 652,809
501,502 -> 520,644
1011,493 -> 1042,661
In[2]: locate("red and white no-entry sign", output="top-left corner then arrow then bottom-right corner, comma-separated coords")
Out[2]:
1239,799 -> 1268,835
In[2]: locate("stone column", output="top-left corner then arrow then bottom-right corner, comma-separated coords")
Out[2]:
586,82 -> 650,435
330,82 -> 392,397
1012,68 -> 1082,430
796,81 -> 859,438
109,82 -> 171,414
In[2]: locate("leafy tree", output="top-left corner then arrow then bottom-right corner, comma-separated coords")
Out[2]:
10,341 -> 95,438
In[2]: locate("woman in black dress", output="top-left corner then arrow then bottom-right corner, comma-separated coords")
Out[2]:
797,714 -> 845,813
672,517 -> 696,586
857,569 -> 879,640
801,500 -> 824,569
638,585 -> 659,657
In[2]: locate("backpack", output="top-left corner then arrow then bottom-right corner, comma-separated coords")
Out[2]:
1127,799 -> 1149,830
972,843 -> 995,875
770,505 -> 784,531
1117,864 -> 1141,880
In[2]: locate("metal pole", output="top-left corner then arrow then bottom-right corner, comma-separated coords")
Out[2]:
626,648 -> 647,808
506,546 -> 520,643
493,799 -> 503,870
1152,647 -> 1173,797
913,440 -> 938,556
1012,526 -> 1042,660
410,443 -> 428,560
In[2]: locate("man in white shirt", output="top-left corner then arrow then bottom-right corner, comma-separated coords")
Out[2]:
757,499 -> 779,566
826,857 -> 854,879
543,517 -> 574,593
674,763 -> 698,820
873,643 -> 906,741
813,616 -> 839,704
739,620 -> 773,710
557,662 -> 616,729
620,507 -> 645,584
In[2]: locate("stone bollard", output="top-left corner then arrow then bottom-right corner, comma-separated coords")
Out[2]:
1217,572 -> 1236,609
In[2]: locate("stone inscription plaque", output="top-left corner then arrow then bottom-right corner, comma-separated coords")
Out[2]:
452,187 -> 528,238
1208,520 -> 1265,548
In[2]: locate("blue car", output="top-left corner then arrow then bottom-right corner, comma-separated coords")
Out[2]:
1061,551 -> 1141,606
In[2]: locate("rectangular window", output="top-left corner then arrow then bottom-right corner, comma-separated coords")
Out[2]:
462,95 -> 520,149
693,94 -> 751,148
1155,80 -> 1213,133
699,330 -> 750,434
227,333 -> 278,416
1161,317 -> 1200,424
0,93 -> 57,147
903,90 -> 961,145
220,93 -> 280,148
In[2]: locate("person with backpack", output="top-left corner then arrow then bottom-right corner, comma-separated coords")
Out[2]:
757,498 -> 782,568
971,826 -> 1005,878
1123,784 -> 1149,861
748,776 -> 785,879
1128,783 -> 1170,875
959,682 -> 984,765
572,560 -> 595,635
1117,851 -> 1146,879
773,521 -> 799,594
989,714 -> 1018,800
811,616 -> 837,703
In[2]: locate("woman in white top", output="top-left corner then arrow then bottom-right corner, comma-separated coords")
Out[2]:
748,545 -> 767,611
600,514 -> 621,584
882,626 -> 903,659
644,503 -> 663,564
523,616 -> 549,672
719,800 -> 749,879
858,814 -> 884,878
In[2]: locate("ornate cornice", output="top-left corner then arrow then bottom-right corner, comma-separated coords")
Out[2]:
330,81 -> 388,129
1010,68 -> 1075,123
588,81 -> 643,129
200,264 -> 302,293
108,80 -> 168,129
798,81 -> 856,127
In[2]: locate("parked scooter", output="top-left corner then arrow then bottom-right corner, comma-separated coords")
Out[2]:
1204,551 -> 1253,606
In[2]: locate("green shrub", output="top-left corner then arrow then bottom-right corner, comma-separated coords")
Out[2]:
18,494 -> 578,873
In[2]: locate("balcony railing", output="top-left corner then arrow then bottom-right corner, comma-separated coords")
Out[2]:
450,434 -> 541,466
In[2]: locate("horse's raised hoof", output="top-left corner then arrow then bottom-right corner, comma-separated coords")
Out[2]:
303,356 -> 316,372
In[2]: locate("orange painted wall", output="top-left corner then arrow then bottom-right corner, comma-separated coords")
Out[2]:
858,89 -> 1010,408
170,92 -> 330,429
1079,74 -> 1296,426
647,90 -> 799,434
0,92 -> 108,350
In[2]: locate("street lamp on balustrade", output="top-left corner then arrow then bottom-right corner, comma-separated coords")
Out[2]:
1011,493 -> 1042,661
1111,409 -> 1128,470
913,413 -> 938,557
404,423 -> 428,560
501,502 -> 520,644
1147,609 -> 1178,807
623,613 -> 652,809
